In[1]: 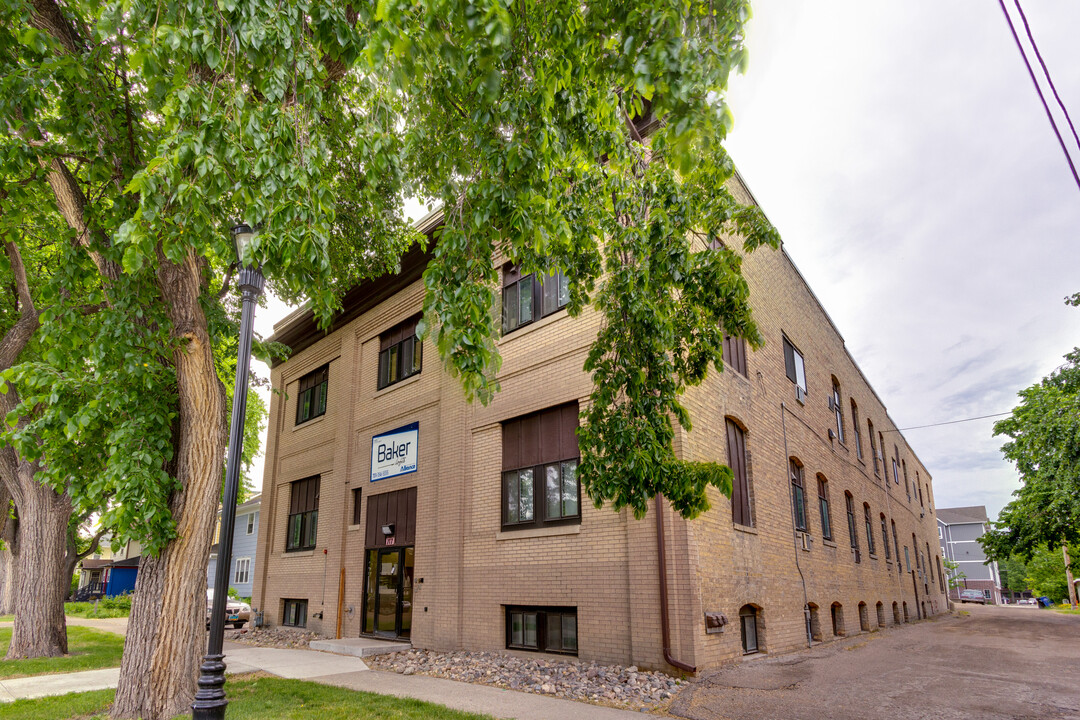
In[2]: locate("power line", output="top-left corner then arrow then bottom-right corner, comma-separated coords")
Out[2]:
1012,0 -> 1080,157
884,411 -> 1013,433
997,0 -> 1080,192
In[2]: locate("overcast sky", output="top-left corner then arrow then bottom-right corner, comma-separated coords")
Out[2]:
249,2 -> 1080,524
724,1 -> 1080,521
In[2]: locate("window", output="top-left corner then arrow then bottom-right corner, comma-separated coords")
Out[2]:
246,512 -> 256,535
917,472 -> 924,507
982,589 -> 991,600
739,605 -> 760,654
283,599 -> 307,627
501,403 -> 580,529
790,459 -> 807,532
234,557 -> 251,585
817,474 -> 832,540
891,520 -> 900,573
891,450 -> 900,486
902,460 -> 911,502
880,514 -> 891,559
501,264 -> 569,334
863,503 -> 876,556
726,419 -> 752,527
352,487 -> 363,526
925,543 -> 934,583
782,335 -> 807,397
378,316 -> 423,390
506,606 -> 577,655
845,492 -> 859,562
831,379 -> 845,444
295,365 -> 328,424
938,525 -> 943,539
286,476 -> 320,551
868,420 -> 879,475
851,401 -> 862,459
937,556 -> 945,592
723,334 -> 748,377
904,545 -> 911,572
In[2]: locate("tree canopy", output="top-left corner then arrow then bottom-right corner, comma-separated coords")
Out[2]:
981,347 -> 1080,562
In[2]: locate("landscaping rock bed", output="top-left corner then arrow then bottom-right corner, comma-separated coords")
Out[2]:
224,626 -> 325,649
366,648 -> 683,711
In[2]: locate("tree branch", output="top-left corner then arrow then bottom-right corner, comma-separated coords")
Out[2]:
215,263 -> 236,301
0,239 -> 41,370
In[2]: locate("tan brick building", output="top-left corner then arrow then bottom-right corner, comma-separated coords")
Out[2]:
252,174 -> 948,672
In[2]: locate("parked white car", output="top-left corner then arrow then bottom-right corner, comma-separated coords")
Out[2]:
206,589 -> 251,629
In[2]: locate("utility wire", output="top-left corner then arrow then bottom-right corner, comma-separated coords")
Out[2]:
884,411 -> 1013,433
997,0 -> 1080,192
1013,0 -> 1080,158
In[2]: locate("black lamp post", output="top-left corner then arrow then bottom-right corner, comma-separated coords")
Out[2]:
192,224 -> 264,720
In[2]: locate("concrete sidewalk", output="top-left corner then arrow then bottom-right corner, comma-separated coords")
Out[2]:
0,643 -> 649,718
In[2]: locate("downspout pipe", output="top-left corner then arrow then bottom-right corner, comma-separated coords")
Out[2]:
656,494 -> 696,673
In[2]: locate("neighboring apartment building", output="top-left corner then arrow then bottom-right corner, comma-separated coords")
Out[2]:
208,494 -> 261,599
938,506 -> 1002,604
251,174 -> 947,672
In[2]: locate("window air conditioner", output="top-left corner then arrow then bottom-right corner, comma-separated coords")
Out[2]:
827,395 -> 836,412
801,532 -> 812,551
795,385 -> 806,404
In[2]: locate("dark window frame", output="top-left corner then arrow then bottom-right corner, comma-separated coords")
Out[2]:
845,492 -> 860,562
723,334 -> 748,378
880,513 -> 891,559
739,605 -> 760,654
726,419 -> 753,527
782,335 -> 807,395
817,474 -> 832,540
295,365 -> 329,425
863,503 -> 876,556
377,316 -> 423,390
283,598 -> 308,627
286,476 -> 320,552
868,419 -> 879,475
851,400 -> 862,459
831,379 -> 845,444
790,459 -> 807,532
501,403 -> 581,531
352,487 -> 363,526
505,605 -> 578,655
501,264 -> 569,335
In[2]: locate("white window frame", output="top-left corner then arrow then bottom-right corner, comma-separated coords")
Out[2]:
246,512 -> 257,535
234,557 -> 251,585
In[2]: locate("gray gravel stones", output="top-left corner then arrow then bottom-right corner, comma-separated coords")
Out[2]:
224,626 -> 325,649
367,649 -> 682,711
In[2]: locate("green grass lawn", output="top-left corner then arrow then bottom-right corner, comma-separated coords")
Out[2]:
0,677 -> 497,720
0,614 -> 11,622
64,600 -> 131,618
1053,606 -> 1080,615
0,626 -> 125,679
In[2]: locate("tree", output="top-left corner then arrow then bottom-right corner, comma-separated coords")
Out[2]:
1,1 -> 771,716
999,556 -> 1029,596
981,346 -> 1080,562
1024,546 -> 1070,601
943,558 -> 966,590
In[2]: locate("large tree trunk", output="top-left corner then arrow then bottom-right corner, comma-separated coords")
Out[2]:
112,250 -> 227,720
0,485 -> 16,615
4,462 -> 70,658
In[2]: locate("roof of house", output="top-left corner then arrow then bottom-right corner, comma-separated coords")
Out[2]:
80,559 -> 112,570
108,555 -> 141,568
937,506 -> 990,525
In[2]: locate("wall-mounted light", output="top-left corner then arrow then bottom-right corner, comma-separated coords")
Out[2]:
381,523 -> 395,536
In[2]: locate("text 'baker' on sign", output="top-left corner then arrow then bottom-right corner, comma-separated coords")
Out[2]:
371,422 -> 419,482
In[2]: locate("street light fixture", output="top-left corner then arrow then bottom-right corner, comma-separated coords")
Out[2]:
192,223 -> 265,720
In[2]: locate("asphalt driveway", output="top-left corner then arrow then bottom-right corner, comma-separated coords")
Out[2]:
669,604 -> 1080,720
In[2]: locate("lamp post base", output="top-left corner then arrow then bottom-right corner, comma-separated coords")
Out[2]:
191,653 -> 228,720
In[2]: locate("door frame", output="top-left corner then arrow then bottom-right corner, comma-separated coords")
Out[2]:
361,545 -> 413,639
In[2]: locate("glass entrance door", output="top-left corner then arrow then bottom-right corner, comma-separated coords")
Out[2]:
363,546 -> 413,638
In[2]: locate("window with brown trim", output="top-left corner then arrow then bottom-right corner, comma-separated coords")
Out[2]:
286,476 -> 319,551
352,487 -> 363,526
378,316 -> 422,390
845,492 -> 860,562
863,503 -> 876,556
723,334 -> 748,378
726,419 -> 752,527
868,419 -> 879,475
902,459 -> 911,502
782,335 -> 807,398
817,474 -> 832,540
831,379 -> 845,444
501,264 -> 569,335
892,520 -> 901,575
790,459 -> 807,532
295,365 -> 328,425
880,513 -> 891,559
851,400 -> 862,459
501,402 -> 580,529
283,598 -> 307,627
505,606 -> 577,655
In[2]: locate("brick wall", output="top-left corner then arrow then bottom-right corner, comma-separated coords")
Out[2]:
253,174 -> 948,671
